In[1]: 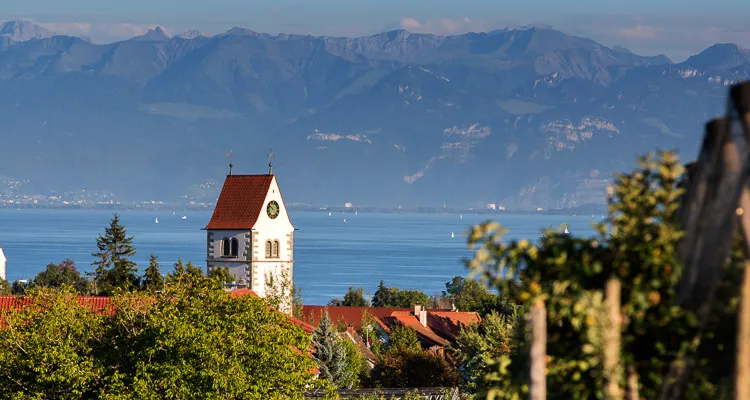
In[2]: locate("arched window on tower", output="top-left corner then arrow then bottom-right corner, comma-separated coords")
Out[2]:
265,240 -> 272,258
230,238 -> 239,257
272,240 -> 279,258
221,237 -> 231,257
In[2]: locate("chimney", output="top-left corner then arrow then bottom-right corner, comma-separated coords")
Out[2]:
414,304 -> 427,327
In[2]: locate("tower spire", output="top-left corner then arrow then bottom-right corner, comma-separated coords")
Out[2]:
267,149 -> 275,175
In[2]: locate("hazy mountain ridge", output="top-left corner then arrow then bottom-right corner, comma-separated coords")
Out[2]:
0,20 -> 744,208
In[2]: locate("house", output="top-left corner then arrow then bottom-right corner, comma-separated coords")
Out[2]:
204,161 -> 296,311
300,305 -> 481,355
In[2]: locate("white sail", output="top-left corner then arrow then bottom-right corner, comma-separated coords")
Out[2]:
155,217 -> 159,224
451,232 -> 455,238
564,227 -> 569,234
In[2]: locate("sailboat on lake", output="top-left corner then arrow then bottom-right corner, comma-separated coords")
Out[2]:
154,217 -> 159,224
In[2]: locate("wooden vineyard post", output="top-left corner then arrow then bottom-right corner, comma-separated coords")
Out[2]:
737,259 -> 750,400
530,300 -> 547,400
604,279 -> 623,400
732,82 -> 750,400
626,366 -> 640,400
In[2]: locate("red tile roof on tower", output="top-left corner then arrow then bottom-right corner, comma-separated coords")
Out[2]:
204,175 -> 274,230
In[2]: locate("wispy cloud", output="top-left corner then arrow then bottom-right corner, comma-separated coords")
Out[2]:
610,24 -> 663,40
398,17 -> 494,35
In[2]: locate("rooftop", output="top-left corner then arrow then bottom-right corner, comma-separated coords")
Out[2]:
204,174 -> 274,230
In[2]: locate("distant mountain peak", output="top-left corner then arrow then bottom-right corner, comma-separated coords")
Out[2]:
133,26 -> 170,41
0,20 -> 54,42
177,29 -> 204,39
683,42 -> 750,70
222,27 -> 261,36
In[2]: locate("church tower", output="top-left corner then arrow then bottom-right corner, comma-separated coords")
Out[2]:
204,163 -> 295,305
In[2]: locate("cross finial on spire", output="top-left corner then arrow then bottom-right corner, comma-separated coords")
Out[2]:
267,149 -> 275,175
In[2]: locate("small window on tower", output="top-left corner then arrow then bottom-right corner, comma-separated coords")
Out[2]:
272,240 -> 279,258
265,241 -> 272,258
230,238 -> 239,257
221,238 -> 231,257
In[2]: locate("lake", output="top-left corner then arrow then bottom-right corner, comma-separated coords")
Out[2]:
0,209 -> 600,305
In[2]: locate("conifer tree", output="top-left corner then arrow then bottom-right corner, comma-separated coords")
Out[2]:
167,259 -> 203,286
141,253 -> 163,292
91,214 -> 139,295
312,311 -> 352,388
371,280 -> 394,307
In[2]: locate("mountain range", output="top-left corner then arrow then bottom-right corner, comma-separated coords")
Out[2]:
0,20 -> 746,209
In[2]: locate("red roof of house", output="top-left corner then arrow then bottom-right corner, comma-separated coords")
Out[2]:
381,315 -> 451,347
229,288 -> 260,298
0,292 -> 315,334
204,175 -> 274,230
426,310 -> 481,341
300,305 -> 409,330
0,296 -> 114,313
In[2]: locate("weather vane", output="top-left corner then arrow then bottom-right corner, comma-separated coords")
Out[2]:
267,149 -> 275,175
226,150 -> 233,175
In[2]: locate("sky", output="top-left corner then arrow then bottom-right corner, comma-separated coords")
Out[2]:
4,0 -> 750,61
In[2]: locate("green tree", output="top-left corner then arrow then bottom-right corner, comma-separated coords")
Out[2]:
98,277 -> 317,398
371,280 -> 395,308
468,151 -> 739,399
32,259 -> 91,295
330,287 -> 369,307
0,287 -> 104,398
371,326 -> 459,388
371,281 -> 430,308
166,259 -> 203,286
393,289 -> 430,309
341,337 -> 370,389
451,310 -> 517,393
312,312 -> 352,388
443,276 -> 515,316
0,278 -> 10,295
0,275 -> 318,399
91,214 -> 139,295
386,325 -> 422,355
207,265 -> 234,284
141,253 -> 163,292
265,269 -> 303,316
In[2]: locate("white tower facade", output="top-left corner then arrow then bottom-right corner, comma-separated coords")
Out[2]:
0,246 -> 6,281
204,172 -> 295,310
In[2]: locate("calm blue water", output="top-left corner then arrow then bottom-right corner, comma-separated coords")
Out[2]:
0,210 -> 599,305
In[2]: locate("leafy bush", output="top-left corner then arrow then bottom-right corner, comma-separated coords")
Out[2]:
467,151 -> 741,399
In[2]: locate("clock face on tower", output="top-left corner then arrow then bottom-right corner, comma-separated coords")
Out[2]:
267,200 -> 280,219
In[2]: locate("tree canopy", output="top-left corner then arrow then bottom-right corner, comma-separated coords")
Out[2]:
32,258 -> 91,294
329,287 -> 369,307
91,214 -> 139,295
467,151 -> 741,399
0,278 -> 317,399
370,281 -> 430,309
